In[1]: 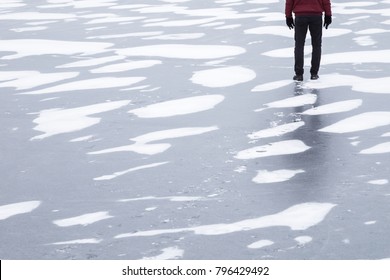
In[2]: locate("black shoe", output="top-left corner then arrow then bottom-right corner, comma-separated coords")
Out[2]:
293,74 -> 303,81
311,74 -> 319,80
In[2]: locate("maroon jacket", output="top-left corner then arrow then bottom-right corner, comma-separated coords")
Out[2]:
285,0 -> 332,17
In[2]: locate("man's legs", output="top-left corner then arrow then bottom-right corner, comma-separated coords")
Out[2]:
309,16 -> 323,76
294,16 -> 308,76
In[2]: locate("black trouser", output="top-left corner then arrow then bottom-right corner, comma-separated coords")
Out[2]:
294,16 -> 322,75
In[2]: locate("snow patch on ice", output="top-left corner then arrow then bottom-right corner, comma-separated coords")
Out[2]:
94,162 -> 169,181
90,60 -> 161,73
89,126 -> 218,156
190,66 -> 256,88
252,80 -> 293,92
235,140 -> 311,160
0,39 -> 112,59
256,94 -> 317,111
0,201 -> 41,220
252,169 -> 305,184
53,211 -> 113,227
248,122 -> 304,139
360,142 -> 390,154
22,77 -> 145,95
50,238 -> 103,245
319,112 -> 390,134
301,100 -> 363,115
143,247 -> 184,260
118,196 -> 203,202
115,202 -> 336,238
367,179 -> 388,185
0,72 -> 79,90
247,240 -> 274,249
31,100 -> 130,140
295,236 -> 313,245
305,74 -> 390,94
129,95 -> 224,118
117,44 -> 245,59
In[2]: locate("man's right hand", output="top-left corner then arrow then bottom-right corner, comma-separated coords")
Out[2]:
286,17 -> 295,29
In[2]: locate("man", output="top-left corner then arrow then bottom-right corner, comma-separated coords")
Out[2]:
285,0 -> 332,81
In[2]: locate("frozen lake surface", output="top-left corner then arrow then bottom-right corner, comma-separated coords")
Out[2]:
1,0 -> 390,260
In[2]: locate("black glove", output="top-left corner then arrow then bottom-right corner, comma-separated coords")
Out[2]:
286,17 -> 294,30
324,15 -> 332,29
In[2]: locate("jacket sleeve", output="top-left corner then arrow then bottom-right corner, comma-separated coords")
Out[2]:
285,0 -> 294,18
322,0 -> 332,16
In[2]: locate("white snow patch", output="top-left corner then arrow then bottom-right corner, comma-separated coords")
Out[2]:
118,196 -> 203,202
143,247 -> 184,260
115,202 -> 336,238
0,72 -> 79,90
0,39 -> 112,59
321,50 -> 390,65
301,100 -> 363,115
0,201 -> 41,220
235,140 -> 311,160
0,12 -> 75,20
22,77 -> 145,95
252,169 -> 305,184
129,95 -> 224,118
248,122 -> 305,139
57,55 -> 126,68
319,112 -> 390,134
256,94 -> 317,111
190,66 -> 256,88
70,135 -> 94,142
360,142 -> 390,154
295,236 -> 313,245
247,240 -> 274,249
367,179 -> 389,185
353,36 -> 377,46
31,100 -> 130,140
252,80 -> 293,92
90,60 -> 161,73
364,221 -> 377,225
89,126 -> 218,156
94,162 -> 169,181
51,238 -> 103,245
53,211 -> 113,227
305,74 -> 390,94
117,44 -> 245,59
144,33 -> 205,40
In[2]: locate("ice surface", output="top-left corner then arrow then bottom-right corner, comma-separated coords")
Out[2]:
2,0 -> 390,260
